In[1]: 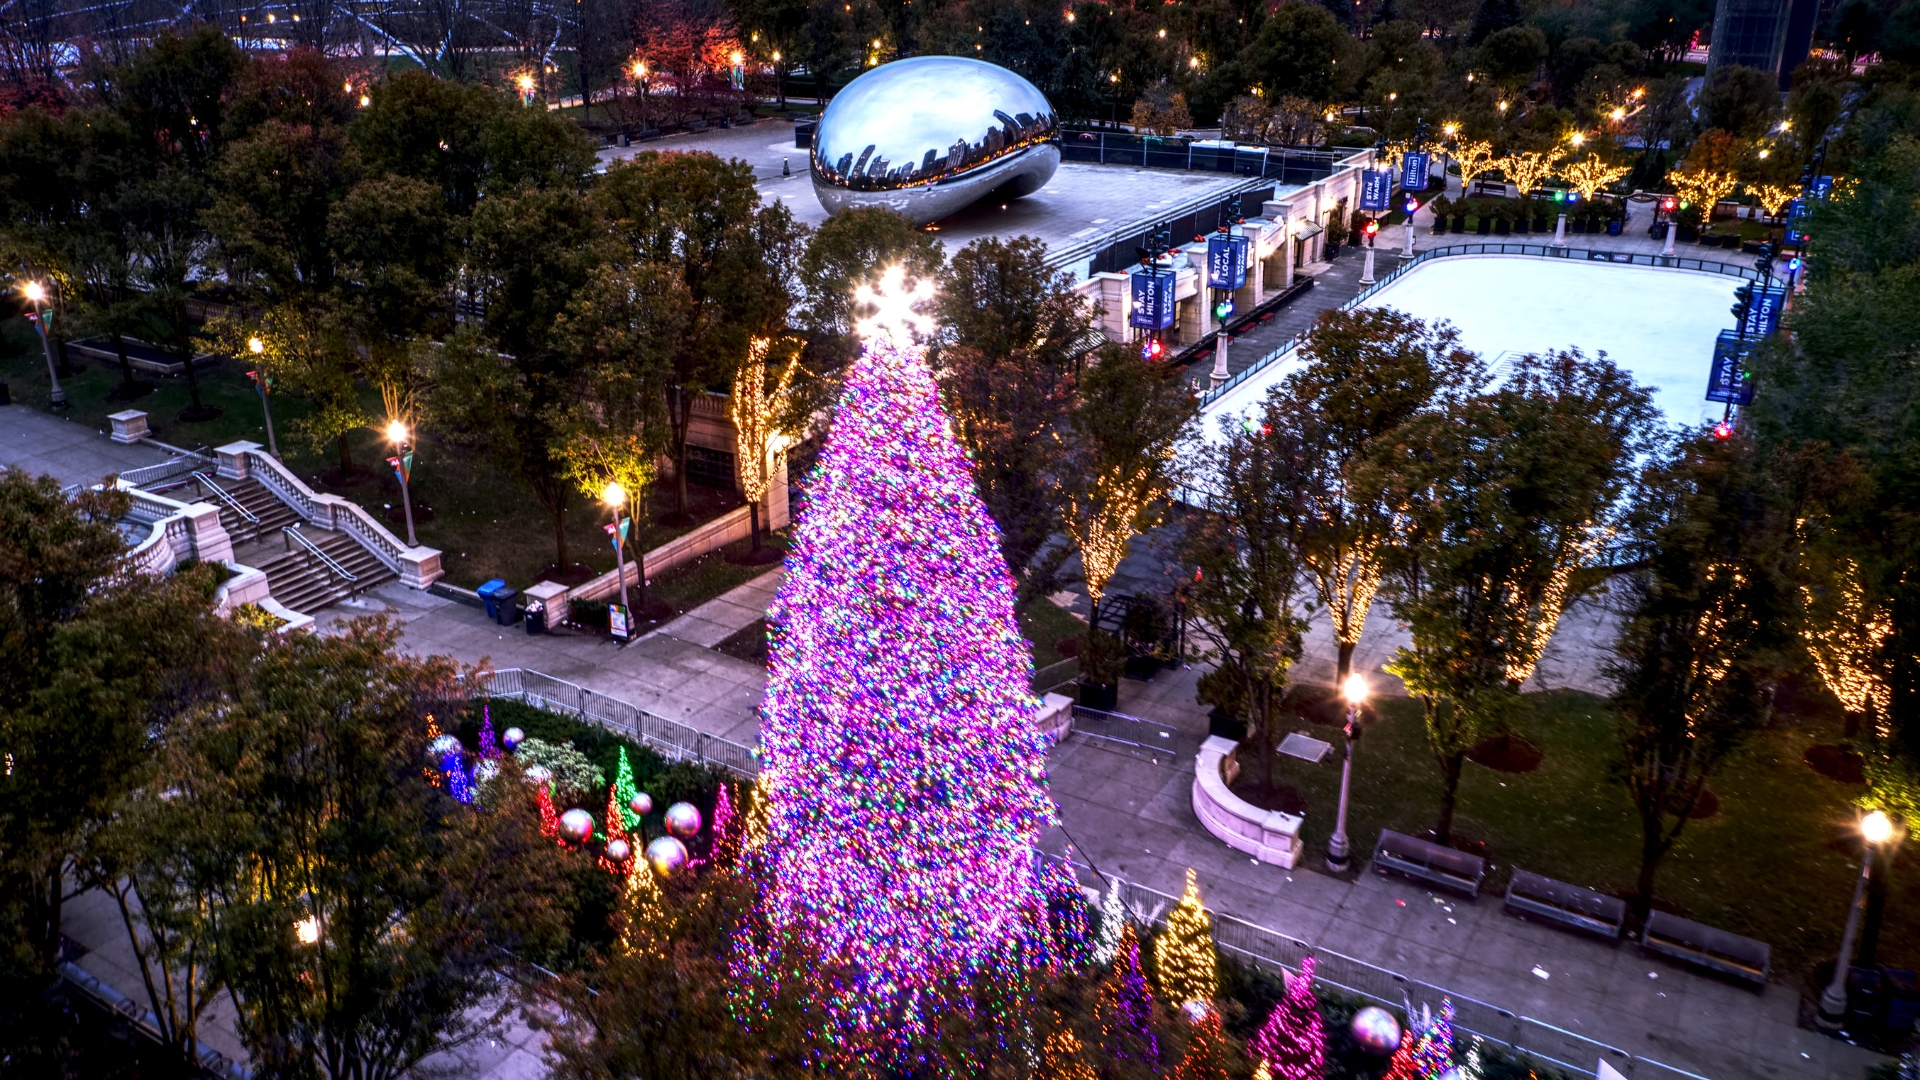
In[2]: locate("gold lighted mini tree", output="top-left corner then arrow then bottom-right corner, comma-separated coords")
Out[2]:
1451,139 -> 1496,194
1152,868 -> 1218,1008
1803,559 -> 1894,738
1746,182 -> 1797,221
1670,169 -> 1740,218
730,336 -> 800,554
1067,463 -> 1159,621
1499,149 -> 1561,201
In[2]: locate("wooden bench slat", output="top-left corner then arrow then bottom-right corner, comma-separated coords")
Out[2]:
1503,869 -> 1626,939
1642,910 -> 1769,988
1371,829 -> 1486,898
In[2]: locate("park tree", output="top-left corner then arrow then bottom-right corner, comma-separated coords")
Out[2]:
1383,350 -> 1656,842
729,336 -> 804,556
1610,434 -> 1812,919
196,622 -> 571,1077
593,150 -> 804,521
1468,0 -> 1522,44
1248,4 -> 1350,103
1282,308 -> 1482,688
1475,26 -> 1548,92
1694,64 -> 1782,139
934,236 -> 1098,603
1061,347 -> 1197,623
1183,393 -> 1308,791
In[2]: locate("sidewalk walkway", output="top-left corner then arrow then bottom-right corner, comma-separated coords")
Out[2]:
656,568 -> 780,647
0,403 -> 173,486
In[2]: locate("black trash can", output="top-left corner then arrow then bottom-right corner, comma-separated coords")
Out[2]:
491,587 -> 520,626
524,599 -> 547,635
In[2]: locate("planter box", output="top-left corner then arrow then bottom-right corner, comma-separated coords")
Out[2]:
1207,709 -> 1247,741
1123,655 -> 1162,680
1078,681 -> 1118,710
1678,224 -> 1699,241
1476,218 -> 1492,235
1533,215 -> 1550,231
1451,215 -> 1467,231
1571,219 -> 1588,233
1494,219 -> 1511,235
1607,220 -> 1623,236
1514,218 -> 1529,234
1432,222 -> 1447,235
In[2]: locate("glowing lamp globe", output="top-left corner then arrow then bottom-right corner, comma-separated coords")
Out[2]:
1350,1005 -> 1401,1054
664,802 -> 702,838
604,838 -> 632,862
646,836 -> 689,875
502,726 -> 525,751
559,808 -> 595,843
629,792 -> 654,817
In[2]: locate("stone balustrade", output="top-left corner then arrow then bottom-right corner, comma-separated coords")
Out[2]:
1191,735 -> 1304,868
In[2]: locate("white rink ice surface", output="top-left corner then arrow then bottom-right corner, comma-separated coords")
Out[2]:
1201,254 -> 1742,440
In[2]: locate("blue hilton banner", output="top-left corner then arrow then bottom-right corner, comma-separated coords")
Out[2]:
1130,268 -> 1176,330
1402,151 -> 1431,192
1785,198 -> 1808,246
1359,169 -> 1392,212
1706,330 -> 1754,405
1206,234 -> 1249,292
1741,285 -> 1788,338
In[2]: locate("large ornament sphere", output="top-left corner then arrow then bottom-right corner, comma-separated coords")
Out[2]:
646,836 -> 689,876
502,726 -> 525,751
1350,1006 -> 1402,1054
629,792 -> 654,817
664,802 -> 702,839
559,808 -> 594,843
429,734 -> 460,757
604,838 -> 632,863
524,764 -> 553,786
810,56 -> 1060,226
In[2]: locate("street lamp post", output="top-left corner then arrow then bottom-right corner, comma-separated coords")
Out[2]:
1326,673 -> 1369,873
22,282 -> 67,410
385,420 -> 419,547
247,336 -> 279,458
1818,810 -> 1896,1029
604,481 -> 633,643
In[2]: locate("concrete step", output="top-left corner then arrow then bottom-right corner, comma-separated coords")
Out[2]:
252,528 -> 396,615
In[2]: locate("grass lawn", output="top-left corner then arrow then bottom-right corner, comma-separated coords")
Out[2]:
2,322 -> 744,591
1020,596 -> 1085,672
1255,689 -> 1915,987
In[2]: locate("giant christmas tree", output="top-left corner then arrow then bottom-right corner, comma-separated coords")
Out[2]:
745,268 -> 1054,1043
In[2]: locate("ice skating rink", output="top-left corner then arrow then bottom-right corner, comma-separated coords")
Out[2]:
1202,254 -> 1743,437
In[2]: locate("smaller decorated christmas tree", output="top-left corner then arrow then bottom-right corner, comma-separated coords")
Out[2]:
710,782 -> 738,865
1381,1029 -> 1420,1080
1039,1021 -> 1096,1080
613,747 -> 642,830
1172,1006 -> 1231,1080
1249,956 -> 1325,1080
535,785 -> 560,840
1092,877 -> 1128,965
1154,868 -> 1218,1008
479,705 -> 501,759
621,856 -> 664,951
1410,1000 -> 1455,1079
1099,924 -> 1158,1066
1043,860 -> 1092,970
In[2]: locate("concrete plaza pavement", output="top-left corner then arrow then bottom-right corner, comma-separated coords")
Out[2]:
0,403 -> 175,487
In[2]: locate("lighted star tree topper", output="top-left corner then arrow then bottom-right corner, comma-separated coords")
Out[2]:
745,265 -> 1054,1040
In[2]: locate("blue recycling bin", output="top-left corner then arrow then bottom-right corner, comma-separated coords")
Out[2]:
477,579 -> 519,625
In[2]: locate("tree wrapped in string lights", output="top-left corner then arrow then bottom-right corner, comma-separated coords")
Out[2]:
742,266 -> 1054,1047
1154,868 -> 1218,1008
1249,956 -> 1325,1080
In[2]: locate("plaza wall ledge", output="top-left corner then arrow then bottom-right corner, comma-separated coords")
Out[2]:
1192,735 -> 1304,868
216,442 -> 444,589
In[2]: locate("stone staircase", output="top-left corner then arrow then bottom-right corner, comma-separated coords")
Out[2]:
250,527 -> 395,615
179,474 -> 304,547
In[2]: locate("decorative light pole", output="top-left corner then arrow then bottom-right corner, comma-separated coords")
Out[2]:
1819,810 -> 1897,1029
1325,672 -> 1369,873
246,336 -> 279,458
385,420 -> 419,547
603,481 -> 633,642
21,281 -> 66,410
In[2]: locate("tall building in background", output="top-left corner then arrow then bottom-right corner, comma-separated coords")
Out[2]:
1709,0 -> 1822,87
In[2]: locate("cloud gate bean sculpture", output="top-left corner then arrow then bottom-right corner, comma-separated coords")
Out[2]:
810,56 -> 1061,226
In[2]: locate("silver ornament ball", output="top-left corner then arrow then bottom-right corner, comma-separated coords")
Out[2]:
559,808 -> 595,843
604,838 -> 632,863
629,792 -> 654,817
664,802 -> 702,839
502,726 -> 525,751
473,759 -> 501,784
1350,1006 -> 1402,1055
646,836 -> 689,876
524,764 -> 553,786
428,734 -> 460,757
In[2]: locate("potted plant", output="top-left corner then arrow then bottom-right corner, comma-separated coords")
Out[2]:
1476,208 -> 1492,235
1532,207 -> 1551,231
1513,206 -> 1529,234
1429,195 -> 1450,234
1452,206 -> 1469,232
1077,630 -> 1125,710
1196,665 -> 1247,741
1121,597 -> 1172,680
1493,205 -> 1512,235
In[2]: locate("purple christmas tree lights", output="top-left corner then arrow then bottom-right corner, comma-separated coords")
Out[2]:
1250,956 -> 1325,1080
743,268 -> 1053,1045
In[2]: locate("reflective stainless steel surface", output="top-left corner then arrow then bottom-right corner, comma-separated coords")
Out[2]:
811,56 -> 1061,225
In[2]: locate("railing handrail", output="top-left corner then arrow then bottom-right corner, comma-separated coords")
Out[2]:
284,525 -> 358,584
1199,242 -> 1764,409
119,452 -> 215,490
244,449 -> 317,521
192,471 -> 258,525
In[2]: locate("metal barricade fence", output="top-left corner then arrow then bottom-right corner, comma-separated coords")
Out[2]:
474,668 -> 759,779
1067,705 -> 1179,761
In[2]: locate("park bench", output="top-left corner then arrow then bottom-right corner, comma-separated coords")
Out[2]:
1371,829 -> 1486,897
1640,910 -> 1770,989
1503,869 -> 1626,939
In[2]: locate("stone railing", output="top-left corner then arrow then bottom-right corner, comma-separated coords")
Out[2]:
215,442 -> 443,589
1191,735 -> 1304,868
114,478 -> 235,578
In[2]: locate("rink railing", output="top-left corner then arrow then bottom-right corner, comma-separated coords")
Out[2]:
1044,853 -> 1716,1080
1199,241 -> 1768,409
